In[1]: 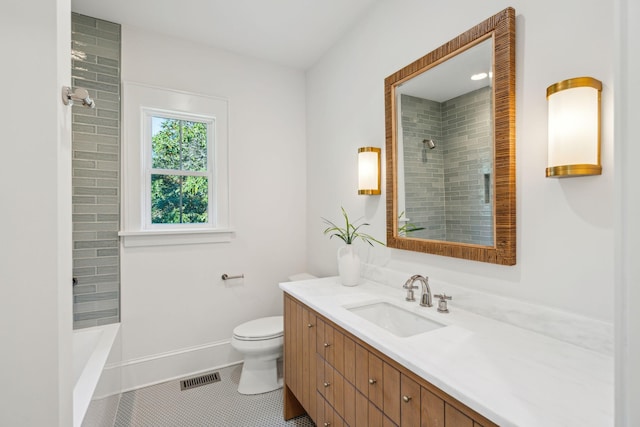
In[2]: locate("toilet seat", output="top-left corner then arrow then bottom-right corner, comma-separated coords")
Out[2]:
232,315 -> 283,341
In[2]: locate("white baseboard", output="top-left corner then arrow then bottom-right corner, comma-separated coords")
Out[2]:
94,340 -> 242,399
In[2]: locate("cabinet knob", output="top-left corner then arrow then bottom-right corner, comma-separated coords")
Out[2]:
307,323 -> 314,328
323,382 -> 331,387
368,378 -> 377,385
324,342 -> 331,347
323,423 -> 331,427
402,395 -> 412,403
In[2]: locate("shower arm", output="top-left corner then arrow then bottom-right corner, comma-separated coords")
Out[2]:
62,86 -> 95,108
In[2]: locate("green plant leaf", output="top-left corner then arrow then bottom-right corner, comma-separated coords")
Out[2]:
322,207 -> 384,247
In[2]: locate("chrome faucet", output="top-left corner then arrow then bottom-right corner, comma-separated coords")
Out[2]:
404,275 -> 433,307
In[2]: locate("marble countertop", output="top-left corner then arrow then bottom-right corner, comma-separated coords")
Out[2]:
280,277 -> 613,427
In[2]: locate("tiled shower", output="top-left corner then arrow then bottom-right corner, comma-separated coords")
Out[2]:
401,87 -> 494,245
71,13 -> 121,329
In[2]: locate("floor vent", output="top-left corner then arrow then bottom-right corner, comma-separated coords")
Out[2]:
180,371 -> 221,391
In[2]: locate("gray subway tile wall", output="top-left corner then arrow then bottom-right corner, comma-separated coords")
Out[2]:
71,13 -> 121,329
442,87 -> 493,246
402,95 -> 446,241
400,87 -> 493,246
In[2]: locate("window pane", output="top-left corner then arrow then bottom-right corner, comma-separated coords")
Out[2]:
151,174 -> 209,224
152,117 -> 181,170
152,117 -> 208,172
181,121 -> 208,171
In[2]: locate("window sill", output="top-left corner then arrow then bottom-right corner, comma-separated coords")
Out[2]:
119,228 -> 235,247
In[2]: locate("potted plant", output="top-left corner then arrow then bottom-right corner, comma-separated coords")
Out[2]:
322,207 -> 384,286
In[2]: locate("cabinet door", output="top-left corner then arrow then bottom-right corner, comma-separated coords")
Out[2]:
421,388 -> 445,427
400,374 -> 421,427
445,404 -> 473,427
383,362 -> 401,425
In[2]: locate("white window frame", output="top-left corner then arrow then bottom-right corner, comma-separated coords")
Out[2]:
121,82 -> 232,247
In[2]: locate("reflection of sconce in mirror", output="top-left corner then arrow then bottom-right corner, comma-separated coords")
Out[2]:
62,86 -> 95,108
546,77 -> 602,177
358,147 -> 381,195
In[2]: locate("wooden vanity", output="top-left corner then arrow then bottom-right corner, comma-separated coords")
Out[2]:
283,294 -> 497,427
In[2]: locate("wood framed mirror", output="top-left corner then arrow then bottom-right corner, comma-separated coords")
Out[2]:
385,7 -> 516,265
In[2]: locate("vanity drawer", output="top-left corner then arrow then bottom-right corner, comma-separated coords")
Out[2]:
317,355 -> 350,421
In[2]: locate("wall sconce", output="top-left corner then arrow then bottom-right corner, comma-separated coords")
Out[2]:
358,147 -> 381,195
546,76 -> 602,178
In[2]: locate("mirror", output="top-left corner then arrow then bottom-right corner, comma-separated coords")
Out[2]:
385,7 -> 516,265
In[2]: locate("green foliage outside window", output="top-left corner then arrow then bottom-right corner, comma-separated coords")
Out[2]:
151,118 -> 209,224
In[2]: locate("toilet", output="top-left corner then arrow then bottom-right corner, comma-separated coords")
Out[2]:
231,273 -> 316,395
231,316 -> 284,395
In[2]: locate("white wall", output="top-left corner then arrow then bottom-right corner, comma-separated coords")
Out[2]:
115,26 -> 307,390
306,0 -> 615,322
615,0 -> 640,424
0,0 -> 73,425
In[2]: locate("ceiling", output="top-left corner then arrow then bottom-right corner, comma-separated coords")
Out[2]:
71,0 -> 379,70
398,38 -> 493,103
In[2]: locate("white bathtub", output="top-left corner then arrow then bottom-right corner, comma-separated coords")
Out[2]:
73,323 -> 120,427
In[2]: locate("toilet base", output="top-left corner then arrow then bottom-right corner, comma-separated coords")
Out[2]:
237,357 -> 283,395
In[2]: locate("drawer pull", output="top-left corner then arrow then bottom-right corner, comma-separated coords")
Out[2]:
323,423 -> 331,427
402,395 -> 412,403
323,381 -> 331,387
324,342 -> 331,348
307,323 -> 314,328
368,378 -> 377,385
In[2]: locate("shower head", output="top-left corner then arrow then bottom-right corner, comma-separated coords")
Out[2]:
423,139 -> 436,149
62,86 -> 96,108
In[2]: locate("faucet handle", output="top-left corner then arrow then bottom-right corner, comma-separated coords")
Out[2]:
434,293 -> 452,313
403,278 -> 418,290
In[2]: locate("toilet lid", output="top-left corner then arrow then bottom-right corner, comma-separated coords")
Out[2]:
233,316 -> 284,340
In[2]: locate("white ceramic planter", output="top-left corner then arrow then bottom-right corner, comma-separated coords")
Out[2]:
337,245 -> 360,286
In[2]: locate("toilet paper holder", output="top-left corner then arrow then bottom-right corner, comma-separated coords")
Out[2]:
222,273 -> 244,280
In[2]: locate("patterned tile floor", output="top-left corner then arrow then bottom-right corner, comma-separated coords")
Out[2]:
82,364 -> 314,427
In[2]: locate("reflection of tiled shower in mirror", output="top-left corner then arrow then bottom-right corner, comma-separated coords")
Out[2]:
399,88 -> 493,246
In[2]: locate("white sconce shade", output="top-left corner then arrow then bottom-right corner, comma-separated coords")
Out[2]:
358,147 -> 381,195
546,77 -> 602,177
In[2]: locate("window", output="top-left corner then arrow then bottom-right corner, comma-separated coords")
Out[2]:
146,113 -> 213,227
121,82 -> 231,247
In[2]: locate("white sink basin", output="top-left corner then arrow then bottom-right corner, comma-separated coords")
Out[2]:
346,301 -> 445,337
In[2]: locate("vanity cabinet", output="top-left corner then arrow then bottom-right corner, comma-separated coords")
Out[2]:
284,294 -> 497,427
